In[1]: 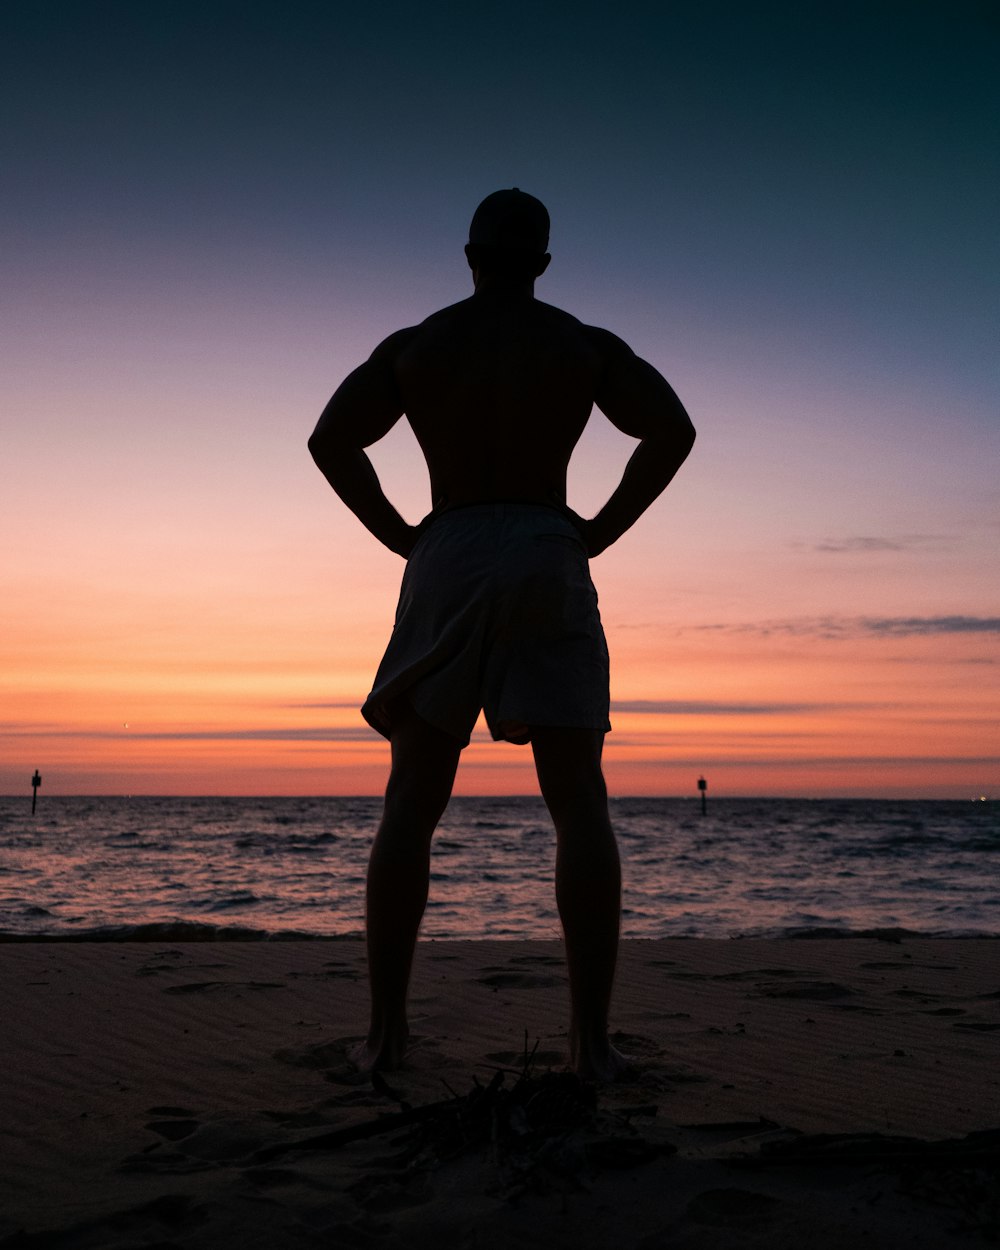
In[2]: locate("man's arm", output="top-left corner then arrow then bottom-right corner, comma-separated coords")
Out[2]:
308,330 -> 419,558
576,328 -> 696,557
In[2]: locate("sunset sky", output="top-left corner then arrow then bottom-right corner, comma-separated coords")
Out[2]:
2,2 -> 997,797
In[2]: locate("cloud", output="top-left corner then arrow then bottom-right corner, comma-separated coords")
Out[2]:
809,534 -> 953,554
611,699 -> 843,716
695,615 -> 1000,640
285,701 -> 364,709
621,754 -> 999,769
862,616 -> 1000,637
4,726 -> 377,742
814,537 -> 905,553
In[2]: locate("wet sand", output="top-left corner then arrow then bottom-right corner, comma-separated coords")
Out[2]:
1,937 -> 998,1247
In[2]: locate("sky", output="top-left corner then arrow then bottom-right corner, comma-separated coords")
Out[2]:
2,1 -> 997,797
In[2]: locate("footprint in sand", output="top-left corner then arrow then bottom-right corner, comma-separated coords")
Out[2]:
263,1104 -> 345,1127
506,953 -> 564,967
162,980 -> 287,995
610,1031 -> 663,1056
713,967 -> 810,982
752,980 -> 856,1001
315,960 -> 361,980
274,1036 -> 446,1083
138,1118 -> 270,1164
476,970 -> 564,989
162,981 -> 224,994
144,1119 -> 200,1142
273,1037 -> 365,1077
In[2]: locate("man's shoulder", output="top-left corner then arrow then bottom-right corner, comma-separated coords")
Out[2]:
533,303 -> 636,358
368,323 -> 426,360
577,322 -> 635,360
370,300 -> 473,355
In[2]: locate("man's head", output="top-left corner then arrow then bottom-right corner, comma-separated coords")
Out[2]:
465,188 -> 551,285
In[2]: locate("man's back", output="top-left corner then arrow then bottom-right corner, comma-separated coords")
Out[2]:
390,294 -> 603,509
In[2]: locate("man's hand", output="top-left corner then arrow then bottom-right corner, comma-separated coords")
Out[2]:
558,506 -> 612,559
391,523 -> 423,560
577,517 -> 614,559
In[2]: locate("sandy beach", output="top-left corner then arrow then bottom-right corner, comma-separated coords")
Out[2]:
2,937 -> 998,1247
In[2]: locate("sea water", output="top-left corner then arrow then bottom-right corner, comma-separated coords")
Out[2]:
0,796 -> 996,940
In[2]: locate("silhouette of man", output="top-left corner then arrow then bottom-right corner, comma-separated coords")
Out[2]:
309,190 -> 695,1078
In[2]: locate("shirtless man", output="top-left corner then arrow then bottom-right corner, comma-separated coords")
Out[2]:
309,190 -> 695,1079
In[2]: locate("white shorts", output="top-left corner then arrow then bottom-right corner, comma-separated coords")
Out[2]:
361,504 -> 611,745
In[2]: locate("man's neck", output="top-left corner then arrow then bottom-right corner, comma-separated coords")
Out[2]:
472,275 -> 536,300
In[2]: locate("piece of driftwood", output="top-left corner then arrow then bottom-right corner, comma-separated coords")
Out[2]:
252,1037 -> 675,1191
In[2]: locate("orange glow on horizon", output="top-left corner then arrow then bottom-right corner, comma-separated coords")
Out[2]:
4,615 -> 995,797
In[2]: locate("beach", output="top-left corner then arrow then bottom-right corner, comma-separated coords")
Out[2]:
2,936 -> 998,1247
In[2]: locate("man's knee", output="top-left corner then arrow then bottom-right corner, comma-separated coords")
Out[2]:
531,728 -> 609,825
383,760 -> 454,828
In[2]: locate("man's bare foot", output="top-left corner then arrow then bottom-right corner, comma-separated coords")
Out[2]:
570,1036 -> 634,1082
349,1026 -> 409,1072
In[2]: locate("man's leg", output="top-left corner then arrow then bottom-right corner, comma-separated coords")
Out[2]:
530,727 -> 627,1080
359,699 -> 463,1070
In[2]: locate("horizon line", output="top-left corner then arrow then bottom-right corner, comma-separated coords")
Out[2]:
1,792 -> 992,802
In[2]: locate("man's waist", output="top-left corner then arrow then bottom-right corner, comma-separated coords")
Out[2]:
419,498 -> 567,528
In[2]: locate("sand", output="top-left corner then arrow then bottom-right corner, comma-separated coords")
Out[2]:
1,937 -> 998,1247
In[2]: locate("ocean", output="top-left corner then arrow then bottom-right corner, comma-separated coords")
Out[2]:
0,796 -> 996,941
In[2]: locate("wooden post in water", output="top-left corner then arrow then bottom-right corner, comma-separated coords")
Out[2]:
697,775 -> 707,815
31,769 -> 42,815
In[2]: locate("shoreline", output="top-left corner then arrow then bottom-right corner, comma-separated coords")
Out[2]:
3,922 -> 999,943
2,937 -> 998,1246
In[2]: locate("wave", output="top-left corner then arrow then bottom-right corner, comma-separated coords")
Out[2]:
1,921 -> 995,943
779,925 -> 999,940
0,921 -> 360,943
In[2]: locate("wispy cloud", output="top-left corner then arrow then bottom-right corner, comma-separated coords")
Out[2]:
4,726 -> 377,742
284,701 -> 364,710
622,754 -> 1000,770
863,616 -> 1000,637
814,536 -> 905,553
808,534 -> 953,554
611,699 -> 848,716
696,615 -> 1000,640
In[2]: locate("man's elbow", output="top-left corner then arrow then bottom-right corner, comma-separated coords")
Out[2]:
308,426 -> 346,469
652,412 -> 696,462
307,428 -> 326,463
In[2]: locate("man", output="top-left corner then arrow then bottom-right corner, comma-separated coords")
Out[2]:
309,189 -> 695,1079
